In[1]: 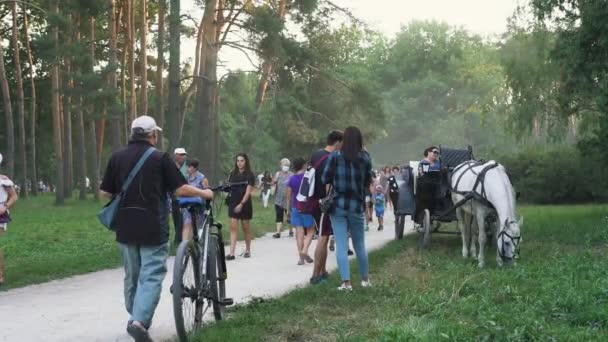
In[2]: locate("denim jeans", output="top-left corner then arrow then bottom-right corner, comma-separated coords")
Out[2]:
330,207 -> 369,281
119,243 -> 169,328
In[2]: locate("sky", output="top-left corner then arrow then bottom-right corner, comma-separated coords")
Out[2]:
182,0 -> 523,73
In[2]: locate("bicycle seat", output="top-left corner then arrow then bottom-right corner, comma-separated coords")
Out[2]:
177,197 -> 204,209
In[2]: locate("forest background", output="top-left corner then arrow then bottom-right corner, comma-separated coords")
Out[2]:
0,0 -> 606,205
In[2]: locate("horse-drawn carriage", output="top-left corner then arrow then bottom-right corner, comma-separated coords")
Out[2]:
390,145 -> 522,267
391,145 -> 477,248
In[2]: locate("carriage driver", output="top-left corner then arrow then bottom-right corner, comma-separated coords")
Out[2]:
419,146 -> 441,174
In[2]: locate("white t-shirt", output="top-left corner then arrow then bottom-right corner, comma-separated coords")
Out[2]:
0,176 -> 14,204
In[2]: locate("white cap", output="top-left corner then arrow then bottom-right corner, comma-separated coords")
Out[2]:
174,147 -> 187,155
131,115 -> 162,134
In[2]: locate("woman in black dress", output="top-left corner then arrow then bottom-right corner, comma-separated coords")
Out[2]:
227,153 -> 256,259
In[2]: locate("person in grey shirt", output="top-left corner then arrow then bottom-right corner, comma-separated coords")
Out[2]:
272,158 -> 293,238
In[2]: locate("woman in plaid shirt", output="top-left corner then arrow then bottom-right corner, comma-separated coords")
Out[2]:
322,126 -> 374,291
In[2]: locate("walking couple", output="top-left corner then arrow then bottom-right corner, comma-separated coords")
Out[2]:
309,128 -> 374,291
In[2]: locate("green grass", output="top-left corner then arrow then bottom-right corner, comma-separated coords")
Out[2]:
1,192 -> 276,290
192,205 -> 608,341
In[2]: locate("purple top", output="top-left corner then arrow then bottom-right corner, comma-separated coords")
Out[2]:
288,173 -> 305,205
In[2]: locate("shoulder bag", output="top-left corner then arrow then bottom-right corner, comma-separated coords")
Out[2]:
98,147 -> 156,231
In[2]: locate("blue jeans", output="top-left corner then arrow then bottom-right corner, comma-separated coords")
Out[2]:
330,207 -> 369,281
119,243 -> 169,328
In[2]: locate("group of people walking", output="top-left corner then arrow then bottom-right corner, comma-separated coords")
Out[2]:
266,128 -> 375,291
0,113 -> 394,341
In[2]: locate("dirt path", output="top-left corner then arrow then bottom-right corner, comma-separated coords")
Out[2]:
0,212 -> 414,342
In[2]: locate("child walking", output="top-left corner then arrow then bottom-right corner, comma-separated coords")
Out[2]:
374,184 -> 386,231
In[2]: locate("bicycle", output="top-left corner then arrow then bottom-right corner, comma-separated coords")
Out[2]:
172,181 -> 247,341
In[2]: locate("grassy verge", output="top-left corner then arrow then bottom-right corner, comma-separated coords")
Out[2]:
193,205 -> 608,341
1,193 -> 276,290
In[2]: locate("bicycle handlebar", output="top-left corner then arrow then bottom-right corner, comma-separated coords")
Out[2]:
209,181 -> 250,192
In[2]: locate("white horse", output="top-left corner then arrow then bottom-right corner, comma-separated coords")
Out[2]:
451,160 -> 522,268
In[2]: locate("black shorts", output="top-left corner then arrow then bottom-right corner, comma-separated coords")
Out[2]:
228,199 -> 253,220
312,207 -> 333,236
275,204 -> 286,223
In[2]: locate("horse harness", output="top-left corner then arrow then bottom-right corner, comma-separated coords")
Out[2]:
451,160 -> 499,209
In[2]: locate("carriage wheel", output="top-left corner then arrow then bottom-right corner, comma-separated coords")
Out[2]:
395,215 -> 405,240
420,209 -> 432,249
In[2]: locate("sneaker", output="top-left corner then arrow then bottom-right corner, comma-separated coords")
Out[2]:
226,255 -> 236,261
304,254 -> 314,263
126,322 -> 153,342
377,225 -> 383,231
337,283 -> 353,291
297,259 -> 305,266
361,280 -> 372,288
310,276 -> 327,285
272,233 -> 280,239
243,251 -> 251,258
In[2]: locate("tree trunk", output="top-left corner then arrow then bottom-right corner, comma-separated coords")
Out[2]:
51,0 -> 65,205
88,120 -> 99,200
255,0 -> 287,112
167,0 -> 181,151
140,0 -> 148,114
128,0 -> 137,122
120,0 -> 128,143
157,0 -> 166,149
89,16 -> 99,201
73,14 -> 87,201
108,0 -> 122,152
62,54 -> 74,198
23,4 -> 37,196
195,0 -> 219,182
11,3 -> 27,196
0,43 -> 15,179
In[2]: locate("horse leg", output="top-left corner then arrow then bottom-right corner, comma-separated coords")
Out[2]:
456,207 -> 469,258
475,210 -> 487,268
493,219 -> 504,267
469,213 -> 478,260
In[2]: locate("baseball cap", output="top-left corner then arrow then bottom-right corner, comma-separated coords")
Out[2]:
131,115 -> 162,133
174,148 -> 187,155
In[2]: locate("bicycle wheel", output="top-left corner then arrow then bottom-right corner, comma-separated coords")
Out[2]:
420,209 -> 432,249
207,234 -> 225,320
173,240 -> 202,342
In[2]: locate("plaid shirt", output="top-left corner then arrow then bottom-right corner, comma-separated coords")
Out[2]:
322,150 -> 373,213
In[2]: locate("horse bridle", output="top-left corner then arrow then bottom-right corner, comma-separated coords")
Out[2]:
497,219 -> 521,261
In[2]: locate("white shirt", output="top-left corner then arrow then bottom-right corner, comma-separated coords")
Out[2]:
0,176 -> 14,204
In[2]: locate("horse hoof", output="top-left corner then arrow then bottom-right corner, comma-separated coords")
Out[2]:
477,262 -> 485,269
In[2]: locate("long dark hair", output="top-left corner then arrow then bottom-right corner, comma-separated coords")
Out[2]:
341,126 -> 364,162
231,153 -> 252,177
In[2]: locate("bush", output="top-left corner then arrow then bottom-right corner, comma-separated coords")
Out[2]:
498,147 -> 608,204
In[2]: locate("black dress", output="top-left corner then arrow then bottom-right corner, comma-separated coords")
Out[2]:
228,170 -> 255,220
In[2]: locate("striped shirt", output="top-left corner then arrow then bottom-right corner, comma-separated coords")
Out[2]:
322,150 -> 373,213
